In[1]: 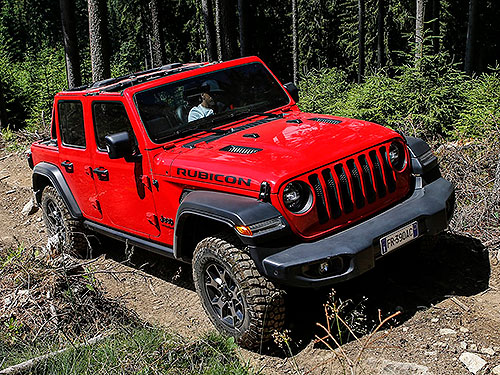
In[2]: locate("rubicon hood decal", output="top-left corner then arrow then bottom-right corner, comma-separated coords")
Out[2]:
175,167 -> 252,187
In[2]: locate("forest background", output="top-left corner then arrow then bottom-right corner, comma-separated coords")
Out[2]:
0,1 -> 499,372
0,0 -> 498,140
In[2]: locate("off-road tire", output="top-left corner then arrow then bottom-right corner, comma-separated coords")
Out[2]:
41,186 -> 87,256
193,234 -> 285,349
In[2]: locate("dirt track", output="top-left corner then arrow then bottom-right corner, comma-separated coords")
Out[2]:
1,149 -> 499,374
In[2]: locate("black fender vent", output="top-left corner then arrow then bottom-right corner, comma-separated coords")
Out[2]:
220,145 -> 262,154
308,117 -> 342,125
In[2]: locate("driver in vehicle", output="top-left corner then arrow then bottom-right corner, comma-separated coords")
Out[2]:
188,80 -> 223,122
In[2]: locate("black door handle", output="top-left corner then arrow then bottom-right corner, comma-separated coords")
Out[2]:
93,167 -> 109,180
61,160 -> 73,172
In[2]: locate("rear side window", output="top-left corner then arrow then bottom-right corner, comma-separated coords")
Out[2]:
92,101 -> 134,151
58,101 -> 85,148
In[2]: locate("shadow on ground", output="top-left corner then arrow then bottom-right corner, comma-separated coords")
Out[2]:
89,231 -> 490,356
282,232 -> 490,355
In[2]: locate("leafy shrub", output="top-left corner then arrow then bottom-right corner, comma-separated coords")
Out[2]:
299,54 -> 500,139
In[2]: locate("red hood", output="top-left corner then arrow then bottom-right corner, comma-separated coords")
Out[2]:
160,112 -> 401,193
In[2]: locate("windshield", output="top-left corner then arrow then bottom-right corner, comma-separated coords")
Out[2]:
134,62 -> 290,143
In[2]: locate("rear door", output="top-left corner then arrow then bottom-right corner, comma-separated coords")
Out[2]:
89,99 -> 160,238
56,99 -> 102,220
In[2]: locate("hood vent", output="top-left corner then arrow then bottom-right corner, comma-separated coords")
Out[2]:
309,117 -> 342,125
220,145 -> 262,154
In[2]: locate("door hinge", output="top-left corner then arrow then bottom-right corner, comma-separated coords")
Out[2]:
85,165 -> 94,178
146,212 -> 159,226
90,197 -> 101,212
140,175 -> 151,190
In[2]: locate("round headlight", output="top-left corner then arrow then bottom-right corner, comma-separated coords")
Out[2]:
282,181 -> 312,214
389,141 -> 407,171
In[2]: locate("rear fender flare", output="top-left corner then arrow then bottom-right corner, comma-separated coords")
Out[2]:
32,162 -> 82,219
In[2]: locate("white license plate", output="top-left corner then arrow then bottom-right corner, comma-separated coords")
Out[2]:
380,222 -> 419,255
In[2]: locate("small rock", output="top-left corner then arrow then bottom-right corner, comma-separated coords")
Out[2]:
433,341 -> 447,348
460,341 -> 468,350
431,318 -> 439,323
402,327 -> 408,332
480,347 -> 495,356
440,328 -> 457,335
469,343 -> 477,351
459,327 -> 469,333
21,198 -> 38,216
459,352 -> 486,374
373,358 -> 432,374
425,351 -> 437,356
491,365 -> 500,375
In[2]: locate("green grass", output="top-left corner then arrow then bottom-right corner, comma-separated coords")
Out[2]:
1,327 -> 253,375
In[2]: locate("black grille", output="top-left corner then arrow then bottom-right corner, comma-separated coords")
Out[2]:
369,150 -> 386,198
321,169 -> 341,218
295,145 -> 405,223
308,117 -> 342,125
220,145 -> 262,154
358,155 -> 376,203
346,160 -> 365,209
309,174 -> 329,224
334,164 -> 354,213
380,147 -> 396,193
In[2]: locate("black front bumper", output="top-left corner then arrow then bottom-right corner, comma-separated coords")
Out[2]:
255,177 -> 455,288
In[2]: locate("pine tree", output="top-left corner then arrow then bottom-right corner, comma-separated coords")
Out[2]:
465,0 -> 477,75
59,0 -> 81,88
88,0 -> 111,81
202,0 -> 217,60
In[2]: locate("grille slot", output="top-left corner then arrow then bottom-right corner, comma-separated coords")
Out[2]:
321,169 -> 341,218
358,155 -> 376,203
369,150 -> 386,198
308,174 -> 329,224
346,159 -> 365,209
308,117 -> 342,125
380,147 -> 396,193
220,145 -> 262,154
334,164 -> 354,213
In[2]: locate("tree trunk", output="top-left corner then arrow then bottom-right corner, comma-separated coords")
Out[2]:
292,0 -> 298,84
431,0 -> 440,54
201,0 -> 217,61
59,0 -> 81,88
238,0 -> 247,56
87,0 -> 111,82
358,0 -> 365,83
464,0 -> 477,75
148,0 -> 164,67
377,0 -> 385,69
214,0 -> 237,60
415,0 -> 426,63
0,80 -> 6,129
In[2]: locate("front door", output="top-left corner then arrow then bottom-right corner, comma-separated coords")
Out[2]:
89,99 -> 159,238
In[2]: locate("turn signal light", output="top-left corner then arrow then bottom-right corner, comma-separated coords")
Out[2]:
235,225 -> 253,236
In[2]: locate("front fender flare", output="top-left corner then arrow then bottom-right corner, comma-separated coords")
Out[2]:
173,190 -> 290,259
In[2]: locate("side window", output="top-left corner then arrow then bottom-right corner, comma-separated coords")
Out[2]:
58,101 -> 85,148
92,101 -> 134,151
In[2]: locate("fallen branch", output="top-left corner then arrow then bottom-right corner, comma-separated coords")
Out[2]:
0,332 -> 111,374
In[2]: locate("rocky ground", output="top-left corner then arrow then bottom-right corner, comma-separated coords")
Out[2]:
0,149 -> 499,375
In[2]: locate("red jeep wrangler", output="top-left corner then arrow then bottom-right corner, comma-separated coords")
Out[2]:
28,56 -> 455,348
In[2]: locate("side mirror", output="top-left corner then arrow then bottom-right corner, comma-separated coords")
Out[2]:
104,131 -> 134,159
284,82 -> 299,103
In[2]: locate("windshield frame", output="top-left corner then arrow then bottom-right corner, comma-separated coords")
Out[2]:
132,61 -> 292,144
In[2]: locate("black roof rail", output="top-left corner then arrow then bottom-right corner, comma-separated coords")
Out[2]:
98,64 -> 204,93
63,62 -> 187,93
